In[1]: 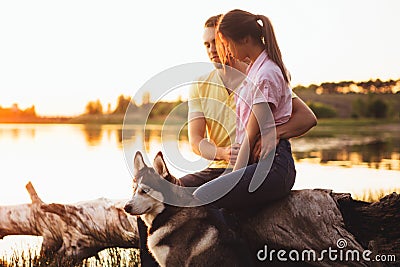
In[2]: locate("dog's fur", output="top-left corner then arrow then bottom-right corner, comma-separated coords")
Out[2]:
124,151 -> 252,267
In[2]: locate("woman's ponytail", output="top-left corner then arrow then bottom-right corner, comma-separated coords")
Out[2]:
257,15 -> 290,84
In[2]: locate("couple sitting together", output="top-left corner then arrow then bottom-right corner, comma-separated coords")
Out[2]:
138,9 -> 317,267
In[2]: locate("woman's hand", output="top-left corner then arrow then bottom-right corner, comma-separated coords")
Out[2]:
252,131 -> 279,162
259,130 -> 279,160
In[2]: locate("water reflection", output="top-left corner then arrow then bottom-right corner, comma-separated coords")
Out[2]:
0,125 -> 36,140
131,126 -> 400,171
81,125 -> 103,146
293,137 -> 399,170
2,124 -> 398,171
65,125 -> 400,170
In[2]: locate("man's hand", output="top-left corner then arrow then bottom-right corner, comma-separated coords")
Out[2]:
217,143 -> 240,165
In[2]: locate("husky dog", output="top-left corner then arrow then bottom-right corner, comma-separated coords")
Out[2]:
124,151 -> 253,267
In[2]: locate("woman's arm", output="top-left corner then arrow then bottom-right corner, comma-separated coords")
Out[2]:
233,102 -> 276,171
276,96 -> 317,139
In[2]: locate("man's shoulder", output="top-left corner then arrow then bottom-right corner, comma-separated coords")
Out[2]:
191,70 -> 222,95
196,69 -> 219,83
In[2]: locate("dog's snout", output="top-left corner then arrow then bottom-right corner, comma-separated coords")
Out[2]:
124,204 -> 132,214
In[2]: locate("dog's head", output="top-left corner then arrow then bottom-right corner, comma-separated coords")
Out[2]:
124,151 -> 176,218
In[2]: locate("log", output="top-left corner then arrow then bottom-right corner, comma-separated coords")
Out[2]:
0,183 -> 399,266
0,182 -> 139,265
241,189 -> 399,266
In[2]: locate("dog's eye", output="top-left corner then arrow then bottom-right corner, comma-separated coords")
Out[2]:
140,188 -> 150,194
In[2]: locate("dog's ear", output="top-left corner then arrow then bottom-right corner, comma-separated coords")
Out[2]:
133,151 -> 147,177
153,151 -> 170,178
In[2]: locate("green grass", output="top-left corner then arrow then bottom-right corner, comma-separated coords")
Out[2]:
301,117 -> 400,138
295,91 -> 400,118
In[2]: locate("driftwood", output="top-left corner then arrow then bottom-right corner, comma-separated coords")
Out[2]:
0,183 -> 399,266
0,182 -> 139,265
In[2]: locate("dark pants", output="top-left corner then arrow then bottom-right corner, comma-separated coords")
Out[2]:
193,139 -> 296,212
179,167 -> 232,187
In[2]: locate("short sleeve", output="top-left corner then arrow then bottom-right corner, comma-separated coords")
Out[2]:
253,79 -> 280,109
188,83 -> 203,113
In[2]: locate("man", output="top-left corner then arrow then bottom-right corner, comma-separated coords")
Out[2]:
138,15 -> 317,267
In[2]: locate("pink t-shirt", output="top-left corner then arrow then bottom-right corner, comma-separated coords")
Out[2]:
235,50 -> 292,144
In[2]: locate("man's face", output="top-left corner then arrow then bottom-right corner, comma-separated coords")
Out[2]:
203,27 -> 220,64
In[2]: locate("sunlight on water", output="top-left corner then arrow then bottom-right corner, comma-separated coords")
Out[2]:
0,123 -> 399,257
293,162 -> 399,196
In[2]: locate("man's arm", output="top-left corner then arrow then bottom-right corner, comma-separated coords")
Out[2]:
188,112 -> 233,162
276,96 -> 317,139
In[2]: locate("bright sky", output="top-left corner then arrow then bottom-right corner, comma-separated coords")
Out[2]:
0,0 -> 399,116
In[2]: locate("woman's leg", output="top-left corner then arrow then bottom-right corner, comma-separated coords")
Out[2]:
193,139 -> 296,211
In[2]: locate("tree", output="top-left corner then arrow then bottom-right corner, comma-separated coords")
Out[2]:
85,100 -> 103,115
24,105 -> 36,116
368,99 -> 388,118
113,95 -> 133,114
352,96 -> 390,118
352,98 -> 366,118
307,101 -> 337,118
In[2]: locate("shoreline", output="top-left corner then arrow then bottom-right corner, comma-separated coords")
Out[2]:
0,117 -> 398,127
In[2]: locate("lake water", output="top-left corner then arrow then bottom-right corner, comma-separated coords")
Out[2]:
0,123 -> 399,257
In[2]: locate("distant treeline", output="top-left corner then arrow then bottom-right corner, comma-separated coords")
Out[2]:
0,104 -> 36,120
85,95 -> 187,119
83,78 -> 399,120
293,78 -> 399,94
1,78 -> 398,123
292,78 -> 400,119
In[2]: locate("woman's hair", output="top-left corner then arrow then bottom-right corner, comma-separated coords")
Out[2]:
216,9 -> 290,83
204,14 -> 222,28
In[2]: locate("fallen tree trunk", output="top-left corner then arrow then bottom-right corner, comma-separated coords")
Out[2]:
0,182 -> 139,265
241,189 -> 399,266
0,183 -> 398,266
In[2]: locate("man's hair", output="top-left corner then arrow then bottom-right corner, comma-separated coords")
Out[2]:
204,14 -> 222,28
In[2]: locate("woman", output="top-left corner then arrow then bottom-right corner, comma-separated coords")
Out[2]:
193,9 -> 297,211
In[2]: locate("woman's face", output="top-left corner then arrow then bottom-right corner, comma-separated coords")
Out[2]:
220,34 -> 247,61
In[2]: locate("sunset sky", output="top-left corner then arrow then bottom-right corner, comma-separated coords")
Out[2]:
0,0 -> 399,116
